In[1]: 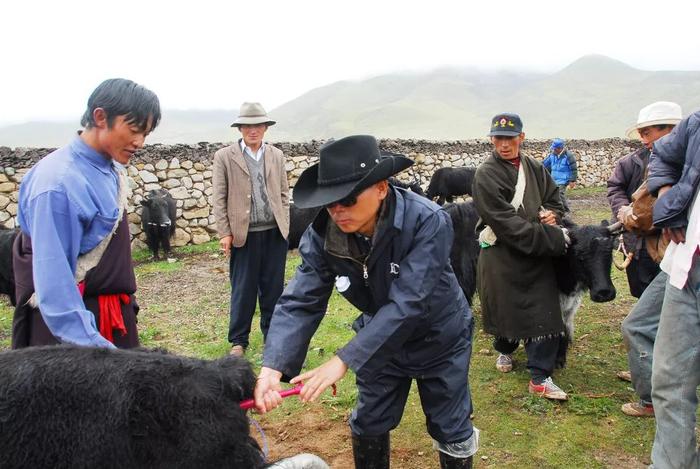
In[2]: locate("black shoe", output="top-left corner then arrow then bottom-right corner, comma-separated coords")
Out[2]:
351,433 -> 390,469
439,452 -> 473,469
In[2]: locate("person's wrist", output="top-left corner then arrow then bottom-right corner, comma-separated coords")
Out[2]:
258,367 -> 283,381
333,354 -> 349,371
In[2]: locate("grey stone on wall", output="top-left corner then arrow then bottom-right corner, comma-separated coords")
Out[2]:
0,138 -> 642,245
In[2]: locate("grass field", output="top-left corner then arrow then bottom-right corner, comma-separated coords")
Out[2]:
0,187 -> 667,468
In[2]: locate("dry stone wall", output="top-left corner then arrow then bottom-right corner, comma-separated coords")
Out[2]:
0,138 -> 641,248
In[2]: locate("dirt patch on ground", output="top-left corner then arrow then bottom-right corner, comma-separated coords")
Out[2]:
254,407 -> 434,468
594,450 -> 648,468
255,408 -> 355,467
136,252 -> 229,310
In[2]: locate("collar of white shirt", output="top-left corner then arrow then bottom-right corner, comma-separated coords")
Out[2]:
239,139 -> 264,162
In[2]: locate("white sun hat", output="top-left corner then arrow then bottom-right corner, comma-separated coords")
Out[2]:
625,101 -> 682,139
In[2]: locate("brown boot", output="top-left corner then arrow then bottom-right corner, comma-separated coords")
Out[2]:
621,401 -> 654,417
229,345 -> 245,357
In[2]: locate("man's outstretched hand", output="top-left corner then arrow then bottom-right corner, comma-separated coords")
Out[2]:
291,355 -> 348,403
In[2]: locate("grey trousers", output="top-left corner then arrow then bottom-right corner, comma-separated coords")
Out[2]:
650,258 -> 700,469
621,271 -> 667,404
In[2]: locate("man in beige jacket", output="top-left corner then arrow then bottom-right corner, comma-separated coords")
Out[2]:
212,102 -> 290,356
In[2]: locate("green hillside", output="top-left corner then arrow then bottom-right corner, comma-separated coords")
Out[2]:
271,55 -> 700,140
2,55 -> 699,147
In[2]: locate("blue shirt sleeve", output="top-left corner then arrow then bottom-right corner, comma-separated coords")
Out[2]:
25,189 -> 115,348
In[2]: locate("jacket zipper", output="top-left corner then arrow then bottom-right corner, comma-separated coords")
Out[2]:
362,243 -> 375,286
329,250 -> 372,287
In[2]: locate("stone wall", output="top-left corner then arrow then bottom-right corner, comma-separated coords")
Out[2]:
0,138 -> 641,248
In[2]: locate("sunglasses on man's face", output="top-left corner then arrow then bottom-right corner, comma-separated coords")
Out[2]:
325,194 -> 358,209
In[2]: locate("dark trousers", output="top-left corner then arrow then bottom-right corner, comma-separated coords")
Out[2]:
558,184 -> 571,212
350,318 -> 475,445
228,228 -> 288,348
494,336 -> 560,382
626,246 -> 660,299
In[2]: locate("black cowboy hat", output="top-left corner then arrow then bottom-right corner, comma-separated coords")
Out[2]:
293,135 -> 414,209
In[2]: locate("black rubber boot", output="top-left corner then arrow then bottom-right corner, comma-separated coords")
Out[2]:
351,433 -> 390,469
438,451 -> 473,469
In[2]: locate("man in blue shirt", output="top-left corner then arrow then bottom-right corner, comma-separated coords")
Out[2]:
12,78 -> 161,349
543,138 -> 578,212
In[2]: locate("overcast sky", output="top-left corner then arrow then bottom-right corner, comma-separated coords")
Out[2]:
1,0 -> 699,125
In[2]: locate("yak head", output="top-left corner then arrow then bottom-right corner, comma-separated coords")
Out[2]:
559,220 -> 620,303
142,189 -> 174,228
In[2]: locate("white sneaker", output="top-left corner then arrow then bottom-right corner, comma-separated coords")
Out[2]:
528,377 -> 568,401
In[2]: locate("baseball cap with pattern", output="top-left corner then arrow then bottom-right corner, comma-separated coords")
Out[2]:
488,113 -> 523,137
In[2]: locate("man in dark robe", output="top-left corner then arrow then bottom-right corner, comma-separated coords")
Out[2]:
473,113 -> 570,400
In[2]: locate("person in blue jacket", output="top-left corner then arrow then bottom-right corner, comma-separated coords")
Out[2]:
543,138 -> 577,212
254,135 -> 478,469
645,109 -> 700,469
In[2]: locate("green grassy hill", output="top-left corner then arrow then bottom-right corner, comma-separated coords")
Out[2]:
271,55 -> 700,141
2,55 -> 699,147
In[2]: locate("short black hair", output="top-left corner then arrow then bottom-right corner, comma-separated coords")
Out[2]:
80,78 -> 161,132
652,124 -> 675,131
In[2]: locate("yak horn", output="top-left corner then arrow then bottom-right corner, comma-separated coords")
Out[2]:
614,251 -> 634,271
607,221 -> 623,233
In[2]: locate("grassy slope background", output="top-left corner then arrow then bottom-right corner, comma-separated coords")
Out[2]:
3,55 -> 700,147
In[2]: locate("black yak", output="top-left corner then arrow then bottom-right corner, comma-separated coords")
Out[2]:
0,226 -> 18,305
553,219 -> 618,367
443,202 -> 479,305
425,167 -> 476,205
387,176 -> 426,198
444,203 -> 618,366
141,188 -> 177,260
0,346 -> 328,469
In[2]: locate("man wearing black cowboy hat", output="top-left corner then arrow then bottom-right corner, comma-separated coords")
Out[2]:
254,135 -> 478,468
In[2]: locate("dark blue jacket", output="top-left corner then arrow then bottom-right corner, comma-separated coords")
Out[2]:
648,111 -> 700,228
263,188 -> 471,381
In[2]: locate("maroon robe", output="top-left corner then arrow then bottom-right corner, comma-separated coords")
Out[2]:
12,214 -> 139,349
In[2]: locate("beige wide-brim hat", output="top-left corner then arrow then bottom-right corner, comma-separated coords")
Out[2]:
231,102 -> 276,127
625,101 -> 682,139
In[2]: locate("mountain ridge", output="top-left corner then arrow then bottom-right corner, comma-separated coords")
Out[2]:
2,55 -> 699,147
